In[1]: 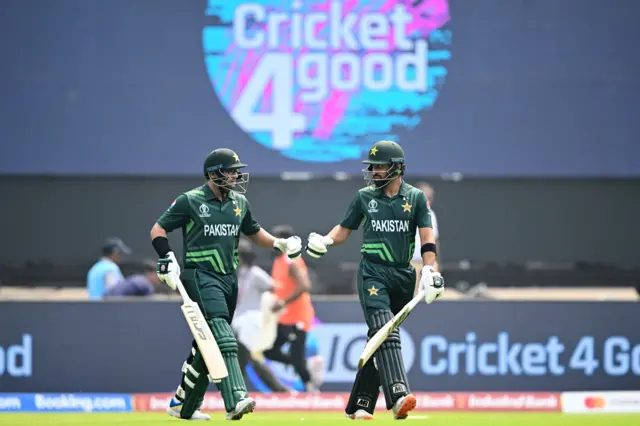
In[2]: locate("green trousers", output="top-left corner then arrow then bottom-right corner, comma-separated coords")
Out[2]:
173,268 -> 247,419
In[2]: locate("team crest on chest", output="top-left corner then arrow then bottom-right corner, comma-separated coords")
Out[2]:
199,203 -> 211,218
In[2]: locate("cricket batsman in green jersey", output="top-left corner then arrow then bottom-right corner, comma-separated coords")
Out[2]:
305,140 -> 445,420
150,148 -> 303,421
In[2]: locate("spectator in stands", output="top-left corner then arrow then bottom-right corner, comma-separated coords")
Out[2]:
87,237 -> 131,299
105,259 -> 161,297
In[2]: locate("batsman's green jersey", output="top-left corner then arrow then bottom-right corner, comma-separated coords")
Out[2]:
340,182 -> 432,267
157,184 -> 261,275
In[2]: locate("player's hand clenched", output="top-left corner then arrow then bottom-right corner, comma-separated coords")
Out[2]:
305,232 -> 334,258
420,265 -> 444,304
273,236 -> 302,260
156,251 -> 181,291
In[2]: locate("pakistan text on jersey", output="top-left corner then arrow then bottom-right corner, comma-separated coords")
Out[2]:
371,220 -> 410,233
203,224 -> 240,237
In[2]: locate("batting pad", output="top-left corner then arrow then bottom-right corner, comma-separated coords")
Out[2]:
345,345 -> 381,415
370,309 -> 410,409
176,343 -> 209,419
210,318 -> 248,412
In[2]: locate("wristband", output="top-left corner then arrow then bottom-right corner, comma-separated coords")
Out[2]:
152,236 -> 172,258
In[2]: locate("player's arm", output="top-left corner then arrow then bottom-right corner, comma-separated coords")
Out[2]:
415,191 -> 444,303
306,193 -> 361,258
415,190 -> 437,268
430,211 -> 441,269
285,261 -> 311,304
242,201 -> 302,259
418,226 -> 437,268
252,267 -> 275,292
150,195 -> 190,290
150,222 -> 168,240
274,260 -> 312,311
104,272 -> 120,290
326,225 -> 352,245
246,228 -> 277,248
150,195 -> 190,254
239,200 -> 274,248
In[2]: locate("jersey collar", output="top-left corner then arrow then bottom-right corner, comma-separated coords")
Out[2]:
203,183 -> 234,203
203,184 -> 217,201
398,181 -> 409,197
375,180 -> 408,199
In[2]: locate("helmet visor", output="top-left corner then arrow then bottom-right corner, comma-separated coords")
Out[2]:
211,169 -> 250,193
362,164 -> 399,188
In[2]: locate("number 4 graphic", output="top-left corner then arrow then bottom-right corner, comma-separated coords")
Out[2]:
231,54 -> 305,149
569,336 -> 599,376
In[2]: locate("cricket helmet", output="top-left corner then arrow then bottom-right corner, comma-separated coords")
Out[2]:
362,140 -> 405,188
203,148 -> 249,193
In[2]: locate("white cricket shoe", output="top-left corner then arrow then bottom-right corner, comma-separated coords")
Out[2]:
345,409 -> 374,420
226,397 -> 256,420
305,383 -> 321,393
392,394 -> 417,420
167,398 -> 211,421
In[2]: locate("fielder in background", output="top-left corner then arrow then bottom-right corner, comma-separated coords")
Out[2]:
305,140 -> 445,420
263,224 -> 319,392
150,148 -> 302,421
232,238 -> 293,393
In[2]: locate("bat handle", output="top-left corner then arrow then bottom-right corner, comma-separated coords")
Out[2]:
174,277 -> 192,303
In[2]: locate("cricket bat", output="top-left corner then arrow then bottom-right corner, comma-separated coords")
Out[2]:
357,288 -> 425,369
174,276 -> 228,383
255,292 -> 279,352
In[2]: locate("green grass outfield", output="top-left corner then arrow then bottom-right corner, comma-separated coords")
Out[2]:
1,412 -> 639,425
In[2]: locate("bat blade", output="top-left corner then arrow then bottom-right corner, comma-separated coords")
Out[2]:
357,290 -> 425,369
181,302 -> 228,382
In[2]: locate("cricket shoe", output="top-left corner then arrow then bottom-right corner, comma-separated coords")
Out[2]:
392,394 -> 417,420
345,409 -> 374,420
226,397 -> 256,420
167,398 -> 211,421
305,383 -> 321,393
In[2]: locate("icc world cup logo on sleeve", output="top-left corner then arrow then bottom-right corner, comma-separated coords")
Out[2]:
203,0 -> 451,162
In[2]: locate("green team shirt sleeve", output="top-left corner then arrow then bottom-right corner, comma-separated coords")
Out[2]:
241,201 -> 261,236
415,190 -> 432,229
340,193 -> 363,230
157,194 -> 191,232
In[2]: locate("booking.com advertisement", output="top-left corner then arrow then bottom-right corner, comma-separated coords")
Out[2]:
0,394 -> 132,413
3,392 -> 640,414
0,301 -> 638,395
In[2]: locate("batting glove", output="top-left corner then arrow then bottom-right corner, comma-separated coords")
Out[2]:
156,251 -> 181,291
274,236 -> 302,260
420,265 -> 445,304
305,232 -> 334,258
